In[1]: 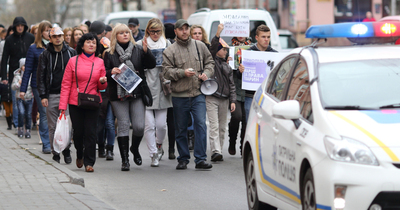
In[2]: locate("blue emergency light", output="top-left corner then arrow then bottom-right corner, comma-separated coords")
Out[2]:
305,22 -> 400,39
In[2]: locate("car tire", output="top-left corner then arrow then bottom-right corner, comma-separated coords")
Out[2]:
245,152 -> 276,210
301,168 -> 316,210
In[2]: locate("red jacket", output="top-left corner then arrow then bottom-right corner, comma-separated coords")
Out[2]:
59,54 -> 107,110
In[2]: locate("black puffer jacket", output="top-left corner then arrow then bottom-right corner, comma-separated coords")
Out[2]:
0,17 -> 35,82
37,42 -> 77,99
210,35 -> 236,104
104,43 -> 156,101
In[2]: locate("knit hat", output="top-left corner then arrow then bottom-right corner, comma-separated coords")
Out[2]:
164,23 -> 175,39
19,58 -> 26,68
89,21 -> 105,35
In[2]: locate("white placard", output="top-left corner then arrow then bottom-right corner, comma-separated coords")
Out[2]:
228,47 -> 235,69
241,50 -> 286,91
220,13 -> 250,37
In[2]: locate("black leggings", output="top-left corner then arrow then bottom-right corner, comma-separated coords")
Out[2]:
228,101 -> 246,145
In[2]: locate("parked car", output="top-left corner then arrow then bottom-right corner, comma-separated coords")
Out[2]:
243,21 -> 400,210
277,29 -> 299,50
187,8 -> 281,51
97,11 -> 158,31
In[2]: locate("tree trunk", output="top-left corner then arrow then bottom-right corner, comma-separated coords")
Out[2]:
59,0 -> 74,27
176,0 -> 182,19
137,0 -> 142,10
121,0 -> 128,10
197,0 -> 208,9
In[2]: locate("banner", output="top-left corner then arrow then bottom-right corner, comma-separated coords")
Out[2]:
241,50 -> 286,91
220,13 -> 250,37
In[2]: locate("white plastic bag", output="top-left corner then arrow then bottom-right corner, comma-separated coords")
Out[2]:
54,112 -> 70,153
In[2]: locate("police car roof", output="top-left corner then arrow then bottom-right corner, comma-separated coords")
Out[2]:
289,45 -> 400,63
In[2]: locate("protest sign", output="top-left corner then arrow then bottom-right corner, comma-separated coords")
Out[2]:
241,50 -> 286,91
232,45 -> 251,69
220,13 -> 250,37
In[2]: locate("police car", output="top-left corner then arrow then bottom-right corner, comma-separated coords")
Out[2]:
243,21 -> 400,210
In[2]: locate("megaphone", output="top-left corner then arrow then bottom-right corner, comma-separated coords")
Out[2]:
200,79 -> 218,95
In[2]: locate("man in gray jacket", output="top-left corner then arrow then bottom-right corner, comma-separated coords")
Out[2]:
162,19 -> 215,170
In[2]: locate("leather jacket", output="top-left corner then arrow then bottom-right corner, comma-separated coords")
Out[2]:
37,42 -> 77,99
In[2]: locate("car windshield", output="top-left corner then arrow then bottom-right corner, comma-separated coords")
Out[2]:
319,58 -> 400,109
279,35 -> 298,49
210,20 -> 266,45
108,17 -> 153,31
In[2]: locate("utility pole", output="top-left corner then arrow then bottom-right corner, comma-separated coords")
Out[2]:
391,0 -> 396,15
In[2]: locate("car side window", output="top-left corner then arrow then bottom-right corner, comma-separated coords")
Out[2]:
286,58 -> 313,123
267,57 -> 296,101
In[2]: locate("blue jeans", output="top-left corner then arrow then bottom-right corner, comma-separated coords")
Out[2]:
17,98 -> 33,129
244,97 -> 253,122
172,95 -> 207,164
98,103 -> 116,146
11,89 -> 18,127
32,88 -> 50,150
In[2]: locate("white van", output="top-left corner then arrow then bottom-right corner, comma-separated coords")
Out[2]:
97,11 -> 158,31
187,8 -> 281,51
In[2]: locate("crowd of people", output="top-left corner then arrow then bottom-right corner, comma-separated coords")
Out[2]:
0,15 -> 276,173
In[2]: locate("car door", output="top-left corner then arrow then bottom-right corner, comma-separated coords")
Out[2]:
273,57 -> 313,207
253,56 -> 297,197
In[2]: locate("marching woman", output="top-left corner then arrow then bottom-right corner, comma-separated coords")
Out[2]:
137,18 -> 172,167
104,23 -> 156,171
20,20 -> 52,153
59,33 -> 107,172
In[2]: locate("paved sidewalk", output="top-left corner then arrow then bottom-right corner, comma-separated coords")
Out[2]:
0,117 -> 114,210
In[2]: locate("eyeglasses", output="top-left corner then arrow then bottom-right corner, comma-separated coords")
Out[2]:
149,30 -> 161,35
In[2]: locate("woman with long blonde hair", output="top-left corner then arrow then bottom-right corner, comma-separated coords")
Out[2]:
20,20 -> 52,153
190,25 -> 210,49
104,23 -> 156,171
136,18 -> 172,167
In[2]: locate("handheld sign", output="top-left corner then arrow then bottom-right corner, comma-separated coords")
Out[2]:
220,13 -> 250,37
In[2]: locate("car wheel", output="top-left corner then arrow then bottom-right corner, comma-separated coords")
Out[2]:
301,168 -> 316,210
245,152 -> 276,210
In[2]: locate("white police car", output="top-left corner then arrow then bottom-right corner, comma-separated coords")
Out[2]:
243,21 -> 400,210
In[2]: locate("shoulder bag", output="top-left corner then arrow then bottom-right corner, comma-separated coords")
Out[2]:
75,56 -> 101,110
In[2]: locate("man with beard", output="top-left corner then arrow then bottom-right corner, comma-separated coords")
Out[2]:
162,19 -> 215,170
37,27 -> 77,163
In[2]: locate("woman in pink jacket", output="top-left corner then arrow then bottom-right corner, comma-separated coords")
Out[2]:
59,33 -> 107,172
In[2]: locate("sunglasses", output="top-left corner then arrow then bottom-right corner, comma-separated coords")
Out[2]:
149,30 -> 161,35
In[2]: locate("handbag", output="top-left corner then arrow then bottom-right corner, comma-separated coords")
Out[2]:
159,72 -> 171,96
75,56 -> 100,110
141,79 -> 153,106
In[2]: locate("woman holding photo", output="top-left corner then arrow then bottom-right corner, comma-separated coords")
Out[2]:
136,18 -> 172,167
104,23 -> 156,171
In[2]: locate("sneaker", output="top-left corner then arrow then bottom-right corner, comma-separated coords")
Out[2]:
176,161 -> 188,170
52,154 -> 60,163
42,148 -> 51,154
195,161 -> 213,169
156,144 -> 164,161
25,129 -> 31,138
211,153 -> 223,162
151,153 -> 159,167
17,127 -> 23,138
169,152 -> 176,160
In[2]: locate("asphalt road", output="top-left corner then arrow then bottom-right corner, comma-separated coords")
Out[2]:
62,134 -> 248,210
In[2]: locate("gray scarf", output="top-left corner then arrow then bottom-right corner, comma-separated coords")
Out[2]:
115,42 -> 136,99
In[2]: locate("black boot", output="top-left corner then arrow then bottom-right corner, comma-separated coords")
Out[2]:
98,144 -> 106,158
187,130 -> 195,150
106,145 -> 114,161
228,140 -> 236,155
6,117 -> 12,130
117,136 -> 130,171
130,134 -> 143,166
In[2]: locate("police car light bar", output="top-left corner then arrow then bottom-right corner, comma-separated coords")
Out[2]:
305,22 -> 400,39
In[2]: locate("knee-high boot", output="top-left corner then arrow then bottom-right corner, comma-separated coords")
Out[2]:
130,134 -> 143,166
6,117 -> 12,130
117,136 -> 130,171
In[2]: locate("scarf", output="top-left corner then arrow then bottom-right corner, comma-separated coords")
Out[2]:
42,38 -> 50,46
115,41 -> 135,99
231,37 -> 252,46
147,36 -> 166,49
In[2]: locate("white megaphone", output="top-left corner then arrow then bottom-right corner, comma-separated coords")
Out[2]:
200,78 -> 218,95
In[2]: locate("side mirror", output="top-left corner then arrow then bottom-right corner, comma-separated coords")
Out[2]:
272,100 -> 300,120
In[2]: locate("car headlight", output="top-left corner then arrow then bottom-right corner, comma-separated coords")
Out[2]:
324,136 -> 379,166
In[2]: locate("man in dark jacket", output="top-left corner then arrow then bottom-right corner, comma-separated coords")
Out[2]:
128,18 -> 144,42
238,24 -> 277,121
0,16 -> 35,131
37,27 -> 77,164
